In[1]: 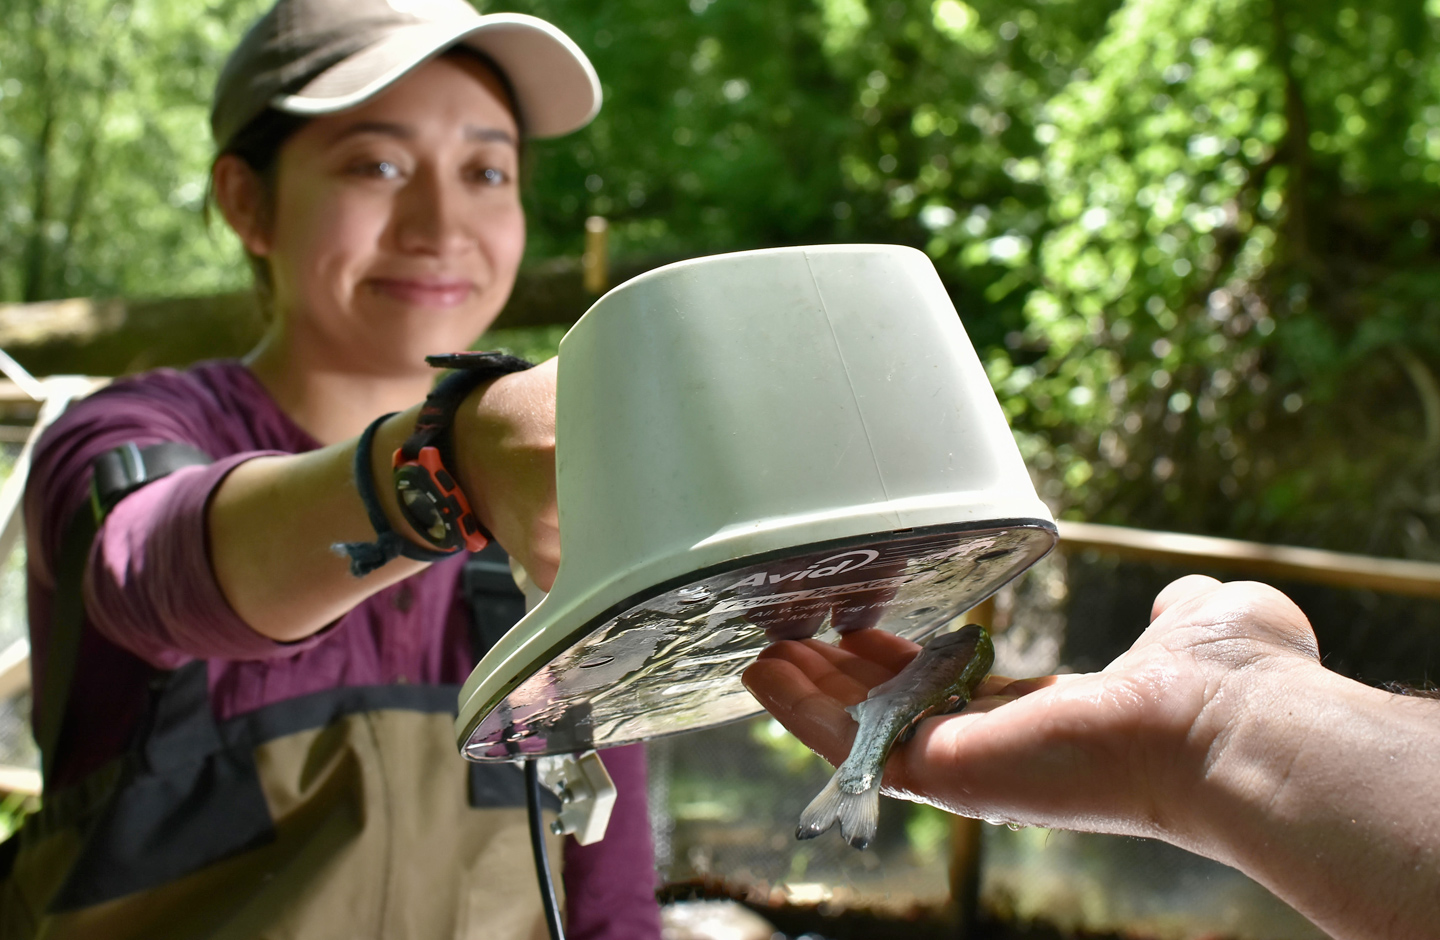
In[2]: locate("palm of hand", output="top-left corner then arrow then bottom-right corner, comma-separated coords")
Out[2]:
742,575 -> 1321,845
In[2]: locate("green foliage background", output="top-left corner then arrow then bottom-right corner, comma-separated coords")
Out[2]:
3,0 -> 1440,554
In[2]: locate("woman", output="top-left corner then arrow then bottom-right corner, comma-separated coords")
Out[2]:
4,0 -> 660,937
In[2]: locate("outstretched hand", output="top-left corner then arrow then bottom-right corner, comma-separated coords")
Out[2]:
742,575 -> 1322,847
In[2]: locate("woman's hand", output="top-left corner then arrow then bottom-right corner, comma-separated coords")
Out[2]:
742,575 -> 1321,843
453,357 -> 562,589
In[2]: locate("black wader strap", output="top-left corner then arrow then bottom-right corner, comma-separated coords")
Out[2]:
462,541 -> 527,661
37,442 -> 212,787
35,510 -> 96,786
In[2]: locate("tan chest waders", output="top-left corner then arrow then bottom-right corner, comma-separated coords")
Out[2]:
0,442 -> 561,939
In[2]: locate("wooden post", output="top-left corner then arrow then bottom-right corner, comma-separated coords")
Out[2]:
583,216 -> 609,294
948,596 -> 994,937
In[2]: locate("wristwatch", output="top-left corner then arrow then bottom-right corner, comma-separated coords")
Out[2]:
392,352 -> 535,553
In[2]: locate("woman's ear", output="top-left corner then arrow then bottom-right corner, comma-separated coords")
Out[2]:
211,154 -> 273,257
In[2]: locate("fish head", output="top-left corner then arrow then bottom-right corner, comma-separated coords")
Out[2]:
926,623 -> 986,658
923,623 -> 995,690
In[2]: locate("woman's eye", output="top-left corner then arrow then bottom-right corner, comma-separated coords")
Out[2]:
352,160 -> 401,179
471,166 -> 510,186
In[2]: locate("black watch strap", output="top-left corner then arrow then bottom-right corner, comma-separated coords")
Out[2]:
337,352 -> 535,577
402,352 -> 536,476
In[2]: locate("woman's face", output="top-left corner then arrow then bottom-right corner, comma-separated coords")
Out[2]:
258,54 -> 525,374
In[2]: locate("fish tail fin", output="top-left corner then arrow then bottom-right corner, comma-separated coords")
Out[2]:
796,772 -> 880,850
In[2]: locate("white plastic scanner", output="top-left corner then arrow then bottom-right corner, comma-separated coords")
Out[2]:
457,244 -> 1055,760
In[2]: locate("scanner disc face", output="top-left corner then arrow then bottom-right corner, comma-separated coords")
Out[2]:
462,521 -> 1055,761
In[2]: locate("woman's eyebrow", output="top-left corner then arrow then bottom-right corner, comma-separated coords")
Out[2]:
464,126 -> 517,146
324,122 -> 515,146
329,120 -> 411,144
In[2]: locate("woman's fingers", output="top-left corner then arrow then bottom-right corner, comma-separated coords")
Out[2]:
830,587 -> 899,633
792,637 -> 899,689
755,640 -> 876,705
837,627 -> 922,674
741,658 -> 856,766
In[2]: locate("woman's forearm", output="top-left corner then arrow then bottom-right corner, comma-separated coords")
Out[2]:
207,361 -> 559,642
1190,664 -> 1440,940
207,406 -> 429,641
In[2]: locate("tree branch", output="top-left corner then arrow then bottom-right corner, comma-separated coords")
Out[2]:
1268,0 -> 1313,273
1396,348 -> 1440,467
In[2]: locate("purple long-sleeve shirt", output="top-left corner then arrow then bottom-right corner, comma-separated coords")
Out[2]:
24,360 -> 659,939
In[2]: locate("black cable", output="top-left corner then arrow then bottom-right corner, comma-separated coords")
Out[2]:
525,759 -> 566,940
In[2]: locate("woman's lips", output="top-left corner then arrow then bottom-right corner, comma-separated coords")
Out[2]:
368,277 -> 475,308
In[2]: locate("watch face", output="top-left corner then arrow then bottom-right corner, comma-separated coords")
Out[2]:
395,465 -> 461,550
399,487 -> 446,542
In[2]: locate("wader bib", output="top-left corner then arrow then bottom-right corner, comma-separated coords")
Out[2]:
0,444 -> 561,939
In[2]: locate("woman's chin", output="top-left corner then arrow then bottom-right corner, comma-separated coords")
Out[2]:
360,295 -> 502,344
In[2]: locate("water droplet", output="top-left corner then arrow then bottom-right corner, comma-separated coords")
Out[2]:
1006,822 -> 1026,831
676,585 -> 712,604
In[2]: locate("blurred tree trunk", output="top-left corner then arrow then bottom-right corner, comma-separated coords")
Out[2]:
19,0 -> 57,303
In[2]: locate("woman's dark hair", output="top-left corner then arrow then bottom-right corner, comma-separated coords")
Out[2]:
210,108 -> 312,316
208,45 -> 526,317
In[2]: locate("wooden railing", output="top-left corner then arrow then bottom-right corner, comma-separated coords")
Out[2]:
1056,519 -> 1440,599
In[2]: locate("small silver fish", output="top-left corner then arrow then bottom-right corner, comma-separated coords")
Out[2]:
796,624 -> 994,850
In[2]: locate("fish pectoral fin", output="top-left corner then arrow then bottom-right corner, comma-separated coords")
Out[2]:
899,702 -> 946,743
933,692 -> 971,717
844,703 -> 862,721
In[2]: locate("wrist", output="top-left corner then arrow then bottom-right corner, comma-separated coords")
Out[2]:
1171,655 -> 1318,859
1185,663 -> 1440,939
367,405 -> 437,551
443,356 -> 559,587
397,352 -> 534,552
450,382 -> 503,537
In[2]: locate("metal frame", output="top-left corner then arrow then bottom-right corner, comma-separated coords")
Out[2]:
0,351 -> 107,797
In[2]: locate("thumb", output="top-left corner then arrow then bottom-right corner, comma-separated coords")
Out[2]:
1150,574 -> 1223,623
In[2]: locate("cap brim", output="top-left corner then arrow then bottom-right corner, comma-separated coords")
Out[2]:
271,12 -> 601,139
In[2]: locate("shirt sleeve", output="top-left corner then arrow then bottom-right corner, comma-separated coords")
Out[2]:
561,743 -> 663,940
25,375 -> 327,670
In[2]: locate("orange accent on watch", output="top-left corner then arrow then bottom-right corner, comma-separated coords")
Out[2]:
392,445 -> 488,553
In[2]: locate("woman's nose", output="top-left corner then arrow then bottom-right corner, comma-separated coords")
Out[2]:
392,167 -> 474,256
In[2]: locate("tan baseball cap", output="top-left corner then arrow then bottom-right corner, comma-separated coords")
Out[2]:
211,0 -> 601,149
